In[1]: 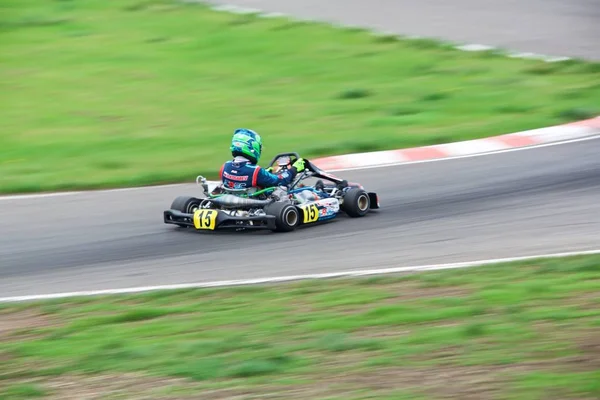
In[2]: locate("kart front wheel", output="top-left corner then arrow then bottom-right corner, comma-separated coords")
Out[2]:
265,202 -> 300,232
342,188 -> 370,217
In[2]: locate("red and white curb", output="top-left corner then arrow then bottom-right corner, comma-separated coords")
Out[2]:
311,117 -> 600,171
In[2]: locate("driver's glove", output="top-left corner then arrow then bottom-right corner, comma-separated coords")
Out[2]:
292,158 -> 306,173
266,166 -> 273,173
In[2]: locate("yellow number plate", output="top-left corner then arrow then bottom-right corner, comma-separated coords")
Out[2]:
193,209 -> 218,230
300,204 -> 319,224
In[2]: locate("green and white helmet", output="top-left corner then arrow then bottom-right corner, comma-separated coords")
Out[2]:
230,128 -> 263,164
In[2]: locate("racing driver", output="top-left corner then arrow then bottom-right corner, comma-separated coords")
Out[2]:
219,128 -> 306,190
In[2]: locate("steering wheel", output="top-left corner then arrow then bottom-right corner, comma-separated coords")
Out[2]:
266,152 -> 301,171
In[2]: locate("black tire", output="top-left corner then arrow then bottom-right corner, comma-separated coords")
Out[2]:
265,202 -> 300,232
170,196 -> 202,227
341,188 -> 370,217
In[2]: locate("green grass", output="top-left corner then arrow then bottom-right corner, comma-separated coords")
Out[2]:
1,0 -> 599,194
0,383 -> 47,399
1,255 -> 599,399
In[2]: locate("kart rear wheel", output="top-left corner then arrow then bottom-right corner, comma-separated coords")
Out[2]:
170,196 -> 202,227
265,202 -> 300,232
342,188 -> 370,217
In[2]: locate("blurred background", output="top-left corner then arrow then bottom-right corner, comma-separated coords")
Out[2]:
1,0 -> 599,399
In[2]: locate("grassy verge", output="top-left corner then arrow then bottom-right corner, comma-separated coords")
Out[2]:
1,255 -> 599,399
2,0 -> 599,194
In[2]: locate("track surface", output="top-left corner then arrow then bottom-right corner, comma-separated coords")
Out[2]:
2,1 -> 600,298
208,0 -> 600,60
2,138 -> 600,297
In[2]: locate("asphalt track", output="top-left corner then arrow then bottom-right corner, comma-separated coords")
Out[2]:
208,0 -> 600,60
1,137 -> 600,297
2,1 -> 600,299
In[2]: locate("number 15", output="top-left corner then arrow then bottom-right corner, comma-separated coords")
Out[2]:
302,204 -> 319,223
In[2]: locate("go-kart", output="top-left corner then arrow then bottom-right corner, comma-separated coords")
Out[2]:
163,152 -> 380,232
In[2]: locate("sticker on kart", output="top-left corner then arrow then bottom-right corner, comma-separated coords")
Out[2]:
300,203 -> 319,223
299,199 -> 339,224
193,209 -> 218,230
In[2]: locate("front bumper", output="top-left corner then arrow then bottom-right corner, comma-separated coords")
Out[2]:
163,209 -> 277,231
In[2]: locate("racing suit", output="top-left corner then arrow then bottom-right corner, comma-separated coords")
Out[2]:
219,156 -> 298,190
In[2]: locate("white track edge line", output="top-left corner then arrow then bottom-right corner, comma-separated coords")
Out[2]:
2,249 -> 600,303
2,134 -> 599,202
